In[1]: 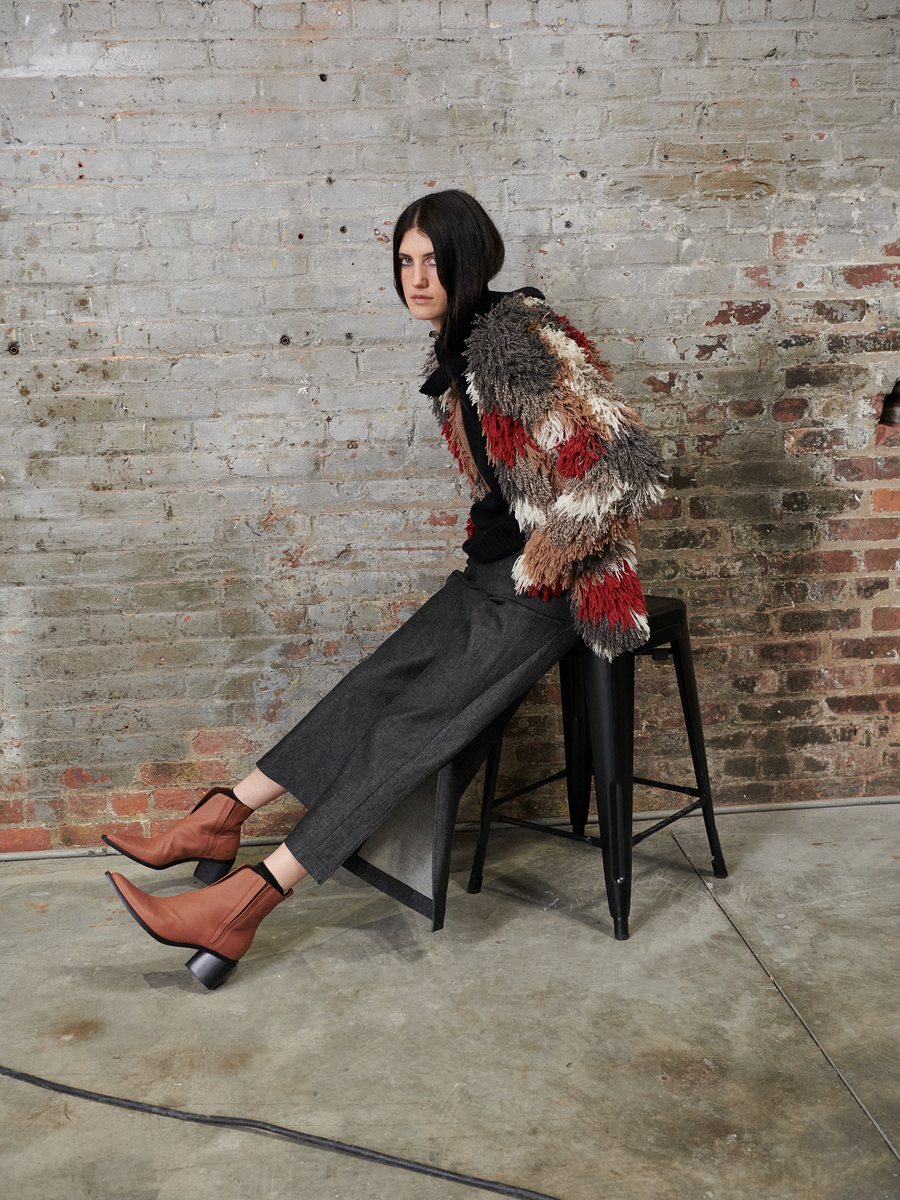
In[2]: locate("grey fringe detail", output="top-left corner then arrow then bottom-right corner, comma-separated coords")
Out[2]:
573,610 -> 650,661
466,295 -> 563,424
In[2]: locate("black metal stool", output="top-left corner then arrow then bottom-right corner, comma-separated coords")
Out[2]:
466,595 -> 728,939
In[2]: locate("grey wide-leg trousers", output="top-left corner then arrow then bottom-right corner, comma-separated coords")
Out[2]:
256,554 -> 579,927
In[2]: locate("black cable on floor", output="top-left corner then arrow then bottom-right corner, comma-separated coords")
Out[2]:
0,1064 -> 563,1200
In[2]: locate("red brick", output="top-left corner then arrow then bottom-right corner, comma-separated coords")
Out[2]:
111,791 -> 150,816
832,457 -> 874,481
826,694 -> 900,715
874,664 -> 900,687
0,773 -> 28,796
153,787 -> 199,812
242,808 -> 306,837
644,497 -> 682,520
829,518 -> 900,541
780,610 -> 860,633
875,424 -> 900,446
757,641 -> 821,664
139,760 -> 227,786
0,827 -> 52,853
873,607 -> 900,631
786,667 -> 867,691
59,823 -> 140,848
784,428 -> 846,454
59,767 -> 112,790
772,396 -> 808,423
729,399 -> 764,418
707,300 -> 771,325
66,792 -> 109,820
865,548 -> 900,571
0,799 -> 25,824
857,579 -> 890,599
776,550 -> 858,576
840,264 -> 900,288
873,489 -> 900,512
190,731 -> 259,757
833,636 -> 900,659
713,782 -> 776,805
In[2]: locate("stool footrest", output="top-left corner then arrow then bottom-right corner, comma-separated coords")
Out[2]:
496,814 -> 600,846
633,775 -> 701,799
631,798 -> 704,845
489,769 -> 567,811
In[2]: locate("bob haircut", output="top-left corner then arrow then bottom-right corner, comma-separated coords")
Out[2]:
392,189 -> 505,360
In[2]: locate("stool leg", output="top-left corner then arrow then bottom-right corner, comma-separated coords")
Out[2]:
467,739 -> 504,895
670,618 -> 728,880
559,653 -> 592,837
582,648 -> 635,939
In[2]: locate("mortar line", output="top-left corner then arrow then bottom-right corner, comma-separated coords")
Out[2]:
672,835 -> 900,1164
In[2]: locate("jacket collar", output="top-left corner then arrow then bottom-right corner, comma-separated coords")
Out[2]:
419,287 -> 544,397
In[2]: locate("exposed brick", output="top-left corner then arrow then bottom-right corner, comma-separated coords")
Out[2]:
772,396 -> 808,423
811,299 -> 866,324
826,694 -> 900,715
0,828 -> 52,853
865,549 -> 900,571
839,264 -> 900,289
775,550 -> 858,577
190,730 -> 260,757
59,823 -> 141,848
874,665 -> 900,687
872,608 -> 900,632
784,363 -> 867,390
873,489 -> 900,513
66,793 -> 109,820
0,800 -> 25,824
829,519 -> 900,542
59,767 -> 112,790
833,637 -> 900,659
153,787 -> 202,811
111,791 -> 150,816
3,0 -> 900,836
785,667 -> 868,692
757,641 -> 821,665
784,428 -> 846,454
857,579 -> 890,600
139,761 -> 227,786
780,610 -> 860,634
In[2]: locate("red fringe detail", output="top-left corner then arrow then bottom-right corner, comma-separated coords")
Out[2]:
524,580 -> 567,602
576,562 -> 646,629
480,408 -> 540,468
441,418 -> 467,475
556,428 -> 606,479
552,312 -> 613,381
465,515 -> 476,541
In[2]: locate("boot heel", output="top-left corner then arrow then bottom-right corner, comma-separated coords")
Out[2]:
193,858 -> 234,885
186,949 -> 237,990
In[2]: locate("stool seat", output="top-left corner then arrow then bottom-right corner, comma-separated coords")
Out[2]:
467,595 -> 728,939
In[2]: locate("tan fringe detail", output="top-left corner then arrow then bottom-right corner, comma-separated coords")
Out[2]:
446,385 -> 487,498
519,530 -> 577,589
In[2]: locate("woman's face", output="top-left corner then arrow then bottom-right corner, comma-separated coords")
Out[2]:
397,227 -> 448,330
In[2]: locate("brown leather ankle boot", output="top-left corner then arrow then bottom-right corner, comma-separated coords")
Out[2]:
106,865 -> 291,990
102,788 -> 254,884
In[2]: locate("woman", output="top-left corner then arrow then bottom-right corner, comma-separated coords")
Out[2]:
104,190 -> 666,989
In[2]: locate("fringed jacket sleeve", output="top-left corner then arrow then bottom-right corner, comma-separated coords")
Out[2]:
461,294 -> 668,660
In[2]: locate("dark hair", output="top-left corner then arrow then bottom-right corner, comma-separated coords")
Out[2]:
392,189 -> 505,360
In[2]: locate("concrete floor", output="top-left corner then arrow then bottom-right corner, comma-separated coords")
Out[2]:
1,803 -> 899,1200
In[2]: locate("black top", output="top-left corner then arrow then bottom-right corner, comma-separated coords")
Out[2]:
420,287 -> 545,563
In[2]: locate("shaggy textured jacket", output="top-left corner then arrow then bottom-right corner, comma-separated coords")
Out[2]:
429,292 -> 667,660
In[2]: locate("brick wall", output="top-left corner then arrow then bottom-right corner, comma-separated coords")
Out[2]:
1,0 -> 898,852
